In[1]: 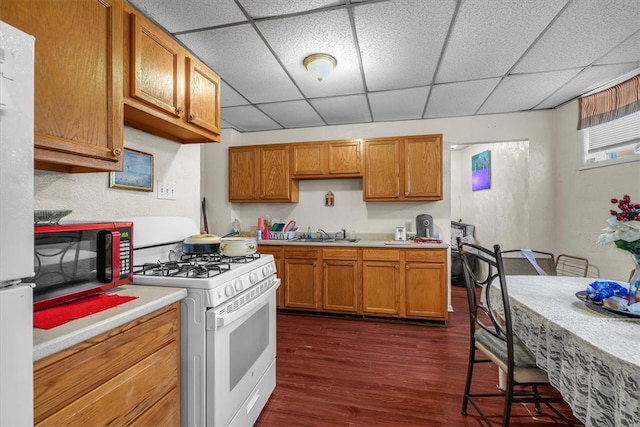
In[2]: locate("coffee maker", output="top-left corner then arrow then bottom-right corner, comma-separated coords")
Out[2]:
415,214 -> 434,238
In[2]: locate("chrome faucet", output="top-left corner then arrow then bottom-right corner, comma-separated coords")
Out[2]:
335,229 -> 346,240
317,228 -> 331,240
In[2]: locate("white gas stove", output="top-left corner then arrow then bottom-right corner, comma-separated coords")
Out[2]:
127,216 -> 278,427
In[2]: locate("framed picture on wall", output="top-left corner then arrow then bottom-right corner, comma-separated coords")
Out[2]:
109,148 -> 154,192
471,150 -> 491,191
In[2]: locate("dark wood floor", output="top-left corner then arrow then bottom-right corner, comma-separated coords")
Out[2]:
255,286 -> 583,427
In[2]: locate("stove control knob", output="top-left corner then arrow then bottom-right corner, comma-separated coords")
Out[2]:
225,284 -> 235,297
234,279 -> 244,292
249,272 -> 259,284
262,266 -> 271,276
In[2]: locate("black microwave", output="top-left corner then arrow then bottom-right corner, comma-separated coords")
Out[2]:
31,221 -> 133,310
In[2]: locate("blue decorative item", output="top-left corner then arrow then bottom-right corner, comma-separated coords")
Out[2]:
586,280 -> 629,302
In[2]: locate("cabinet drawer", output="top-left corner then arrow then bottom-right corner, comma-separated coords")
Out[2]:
405,249 -> 446,263
362,249 -> 400,261
284,247 -> 320,259
323,248 -> 357,260
258,246 -> 283,257
34,303 -> 179,424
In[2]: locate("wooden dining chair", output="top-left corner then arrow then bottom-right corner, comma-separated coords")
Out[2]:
456,238 -> 575,427
555,254 -> 590,277
501,249 -> 556,276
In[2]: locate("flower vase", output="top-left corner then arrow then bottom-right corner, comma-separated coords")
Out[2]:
629,253 -> 640,305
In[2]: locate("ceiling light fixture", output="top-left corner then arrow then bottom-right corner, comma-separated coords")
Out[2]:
303,53 -> 337,82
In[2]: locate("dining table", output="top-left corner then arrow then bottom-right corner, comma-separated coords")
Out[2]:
495,275 -> 640,427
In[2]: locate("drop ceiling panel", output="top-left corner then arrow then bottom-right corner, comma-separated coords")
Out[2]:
478,69 -> 580,115
596,31 -> 640,65
436,0 -> 568,83
222,106 -> 282,132
309,94 -> 371,125
354,0 -> 456,91
238,0 -> 344,19
256,9 -> 364,98
127,0 -> 246,33
369,87 -> 430,121
258,101 -> 326,129
536,63 -> 640,109
514,0 -> 640,73
221,83 -> 250,107
426,78 -> 501,118
177,25 -> 303,104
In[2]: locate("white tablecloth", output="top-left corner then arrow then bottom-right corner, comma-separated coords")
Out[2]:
495,276 -> 640,427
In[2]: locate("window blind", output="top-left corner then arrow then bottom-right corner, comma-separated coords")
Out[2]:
578,74 -> 640,130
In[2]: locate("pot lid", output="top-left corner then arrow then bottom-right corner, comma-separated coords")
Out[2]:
183,233 -> 221,244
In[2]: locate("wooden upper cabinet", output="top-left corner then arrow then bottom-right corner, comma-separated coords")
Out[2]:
229,145 -> 298,203
363,135 -> 442,201
404,135 -> 442,200
363,138 -> 401,200
1,0 -> 124,172
124,5 -> 221,143
291,140 -> 362,178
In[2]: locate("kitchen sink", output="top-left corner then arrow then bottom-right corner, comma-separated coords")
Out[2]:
289,238 -> 360,243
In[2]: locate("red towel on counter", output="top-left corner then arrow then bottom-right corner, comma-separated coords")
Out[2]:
34,293 -> 138,330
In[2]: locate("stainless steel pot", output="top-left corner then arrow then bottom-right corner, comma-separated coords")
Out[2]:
182,233 -> 222,254
219,237 -> 257,256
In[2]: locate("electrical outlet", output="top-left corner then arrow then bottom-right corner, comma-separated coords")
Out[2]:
158,182 -> 176,200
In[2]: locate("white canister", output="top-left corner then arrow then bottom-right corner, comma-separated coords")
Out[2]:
394,227 -> 406,241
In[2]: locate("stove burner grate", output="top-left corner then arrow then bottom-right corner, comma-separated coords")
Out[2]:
133,252 -> 261,278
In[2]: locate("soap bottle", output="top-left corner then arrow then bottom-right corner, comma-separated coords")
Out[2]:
306,226 -> 313,239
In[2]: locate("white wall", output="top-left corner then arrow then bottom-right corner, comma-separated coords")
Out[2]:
452,140 -> 531,250
552,101 -> 640,281
34,127 -> 202,224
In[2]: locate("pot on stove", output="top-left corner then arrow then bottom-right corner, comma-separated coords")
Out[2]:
219,237 -> 257,257
182,233 -> 222,254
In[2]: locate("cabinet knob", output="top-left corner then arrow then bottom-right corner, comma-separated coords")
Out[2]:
175,106 -> 184,116
313,262 -> 317,267
112,147 -> 122,157
189,113 -> 196,121
395,264 -> 400,270
323,262 -> 327,267
406,264 -> 410,270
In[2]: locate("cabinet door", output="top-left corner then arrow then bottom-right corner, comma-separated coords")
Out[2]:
363,139 -> 401,200
229,147 -> 258,201
323,259 -> 359,313
361,261 -> 401,316
291,143 -> 325,177
284,258 -> 320,309
130,12 -> 182,118
404,262 -> 447,319
404,135 -> 442,200
1,0 -> 124,172
258,246 -> 284,307
185,56 -> 221,136
260,145 -> 292,201
327,140 -> 362,176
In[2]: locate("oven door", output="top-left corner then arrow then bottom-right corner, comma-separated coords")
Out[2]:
206,276 -> 279,427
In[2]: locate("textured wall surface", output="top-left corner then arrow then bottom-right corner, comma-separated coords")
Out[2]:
34,127 -> 202,225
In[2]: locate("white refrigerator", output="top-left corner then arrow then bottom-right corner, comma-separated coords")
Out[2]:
0,21 -> 35,427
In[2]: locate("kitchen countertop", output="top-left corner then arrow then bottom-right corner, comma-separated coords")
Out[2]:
257,238 -> 450,249
33,284 -> 187,361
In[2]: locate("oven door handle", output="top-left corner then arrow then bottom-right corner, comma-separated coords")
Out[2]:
211,278 -> 280,329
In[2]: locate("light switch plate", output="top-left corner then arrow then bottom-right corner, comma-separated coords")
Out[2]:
158,182 -> 176,200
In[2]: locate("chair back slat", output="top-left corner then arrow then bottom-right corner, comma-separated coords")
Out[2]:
555,254 -> 589,277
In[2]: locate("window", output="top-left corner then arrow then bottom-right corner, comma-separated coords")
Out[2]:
578,73 -> 640,170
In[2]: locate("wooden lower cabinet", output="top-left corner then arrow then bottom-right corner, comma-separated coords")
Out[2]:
261,244 -> 447,321
283,247 -> 321,309
362,249 -> 402,316
34,303 -> 180,426
322,248 -> 360,313
404,250 -> 448,321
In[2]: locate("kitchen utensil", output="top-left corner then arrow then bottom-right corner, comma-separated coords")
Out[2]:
219,237 -> 257,256
416,214 -> 433,238
182,233 -> 221,254
201,197 -> 209,234
394,227 -> 406,241
283,220 -> 296,232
